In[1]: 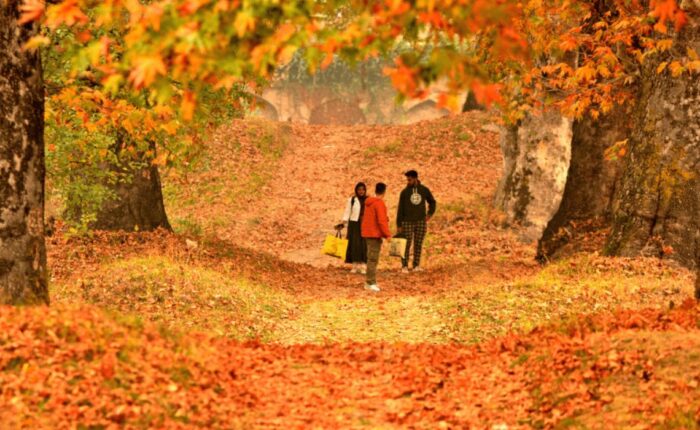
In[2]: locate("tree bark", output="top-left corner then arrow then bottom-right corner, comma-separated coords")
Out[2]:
0,2 -> 49,304
537,111 -> 627,260
494,110 -> 573,242
92,138 -> 172,232
605,23 -> 700,268
462,91 -> 485,112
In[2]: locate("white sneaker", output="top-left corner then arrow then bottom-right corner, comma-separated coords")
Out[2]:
359,267 -> 367,274
401,267 -> 410,274
364,284 -> 380,292
412,266 -> 423,273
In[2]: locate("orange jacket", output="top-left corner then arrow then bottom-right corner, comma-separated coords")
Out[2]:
361,197 -> 392,239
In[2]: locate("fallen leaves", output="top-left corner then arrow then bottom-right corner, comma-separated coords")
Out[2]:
1,302 -> 698,428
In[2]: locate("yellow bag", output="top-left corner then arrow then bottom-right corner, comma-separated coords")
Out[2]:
322,231 -> 348,260
335,236 -> 348,261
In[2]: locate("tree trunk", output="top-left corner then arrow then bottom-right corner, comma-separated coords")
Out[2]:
462,91 -> 485,112
93,139 -> 172,232
537,111 -> 627,260
0,2 -> 49,305
605,23 -> 700,268
494,110 -> 573,241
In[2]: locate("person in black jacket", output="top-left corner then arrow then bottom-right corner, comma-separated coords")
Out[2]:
397,170 -> 436,272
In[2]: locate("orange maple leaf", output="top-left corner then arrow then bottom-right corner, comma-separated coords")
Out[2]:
46,0 -> 89,29
471,82 -> 502,107
128,55 -> 167,89
181,91 -> 196,121
18,0 -> 45,25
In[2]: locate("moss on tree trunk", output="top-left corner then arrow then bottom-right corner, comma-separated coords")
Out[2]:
605,24 -> 700,268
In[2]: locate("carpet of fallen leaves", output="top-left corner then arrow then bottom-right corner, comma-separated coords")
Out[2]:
8,113 -> 697,428
2,301 -> 699,428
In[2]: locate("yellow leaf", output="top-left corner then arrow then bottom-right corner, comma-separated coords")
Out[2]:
575,65 -> 596,82
656,61 -> 668,74
234,10 -> 255,38
102,74 -> 123,95
277,45 -> 298,65
656,39 -> 674,51
23,35 -> 50,52
669,61 -> 684,77
687,48 -> 699,60
597,65 -> 611,78
122,118 -> 135,134
687,60 -> 700,73
161,121 -> 179,135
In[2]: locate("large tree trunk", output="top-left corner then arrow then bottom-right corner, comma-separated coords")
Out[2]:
462,91 -> 485,112
494,110 -> 573,241
93,139 -> 171,231
0,2 -> 49,304
537,111 -> 628,260
605,23 -> 700,269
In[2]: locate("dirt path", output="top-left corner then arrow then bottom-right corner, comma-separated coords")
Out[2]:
166,113 -> 532,272
267,126 -> 366,267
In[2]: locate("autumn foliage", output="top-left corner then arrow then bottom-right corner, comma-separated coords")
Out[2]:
2,299 -> 699,428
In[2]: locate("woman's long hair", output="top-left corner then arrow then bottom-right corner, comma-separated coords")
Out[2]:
354,182 -> 367,218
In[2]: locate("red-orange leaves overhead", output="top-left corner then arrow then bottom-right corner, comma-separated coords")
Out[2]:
384,60 -> 418,96
45,0 -> 89,29
471,82 -> 503,107
650,0 -> 687,33
18,0 -> 45,25
128,55 -> 167,89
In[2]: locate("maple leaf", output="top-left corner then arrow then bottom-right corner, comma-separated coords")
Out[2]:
559,37 -> 578,52
234,10 -> 255,38
575,65 -> 596,83
128,55 -> 167,89
23,35 -> 50,52
668,61 -> 684,77
45,0 -> 89,29
18,0 -> 45,25
656,61 -> 669,74
181,91 -> 196,121
471,82 -> 503,107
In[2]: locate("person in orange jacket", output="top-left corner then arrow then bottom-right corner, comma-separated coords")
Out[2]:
361,182 -> 392,292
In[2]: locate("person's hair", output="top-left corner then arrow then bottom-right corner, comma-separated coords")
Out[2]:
354,182 -> 367,196
375,182 -> 387,195
405,170 -> 418,178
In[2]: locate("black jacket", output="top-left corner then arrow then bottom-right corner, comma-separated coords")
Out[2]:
397,183 -> 436,224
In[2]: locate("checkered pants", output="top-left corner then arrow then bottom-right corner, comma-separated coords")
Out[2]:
401,220 -> 427,268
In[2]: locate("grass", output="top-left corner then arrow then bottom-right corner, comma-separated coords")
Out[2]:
51,248 -> 693,345
363,139 -> 403,158
51,256 -> 293,341
444,255 -> 691,343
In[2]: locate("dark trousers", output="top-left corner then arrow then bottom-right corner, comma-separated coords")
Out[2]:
365,238 -> 382,285
401,220 -> 427,268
